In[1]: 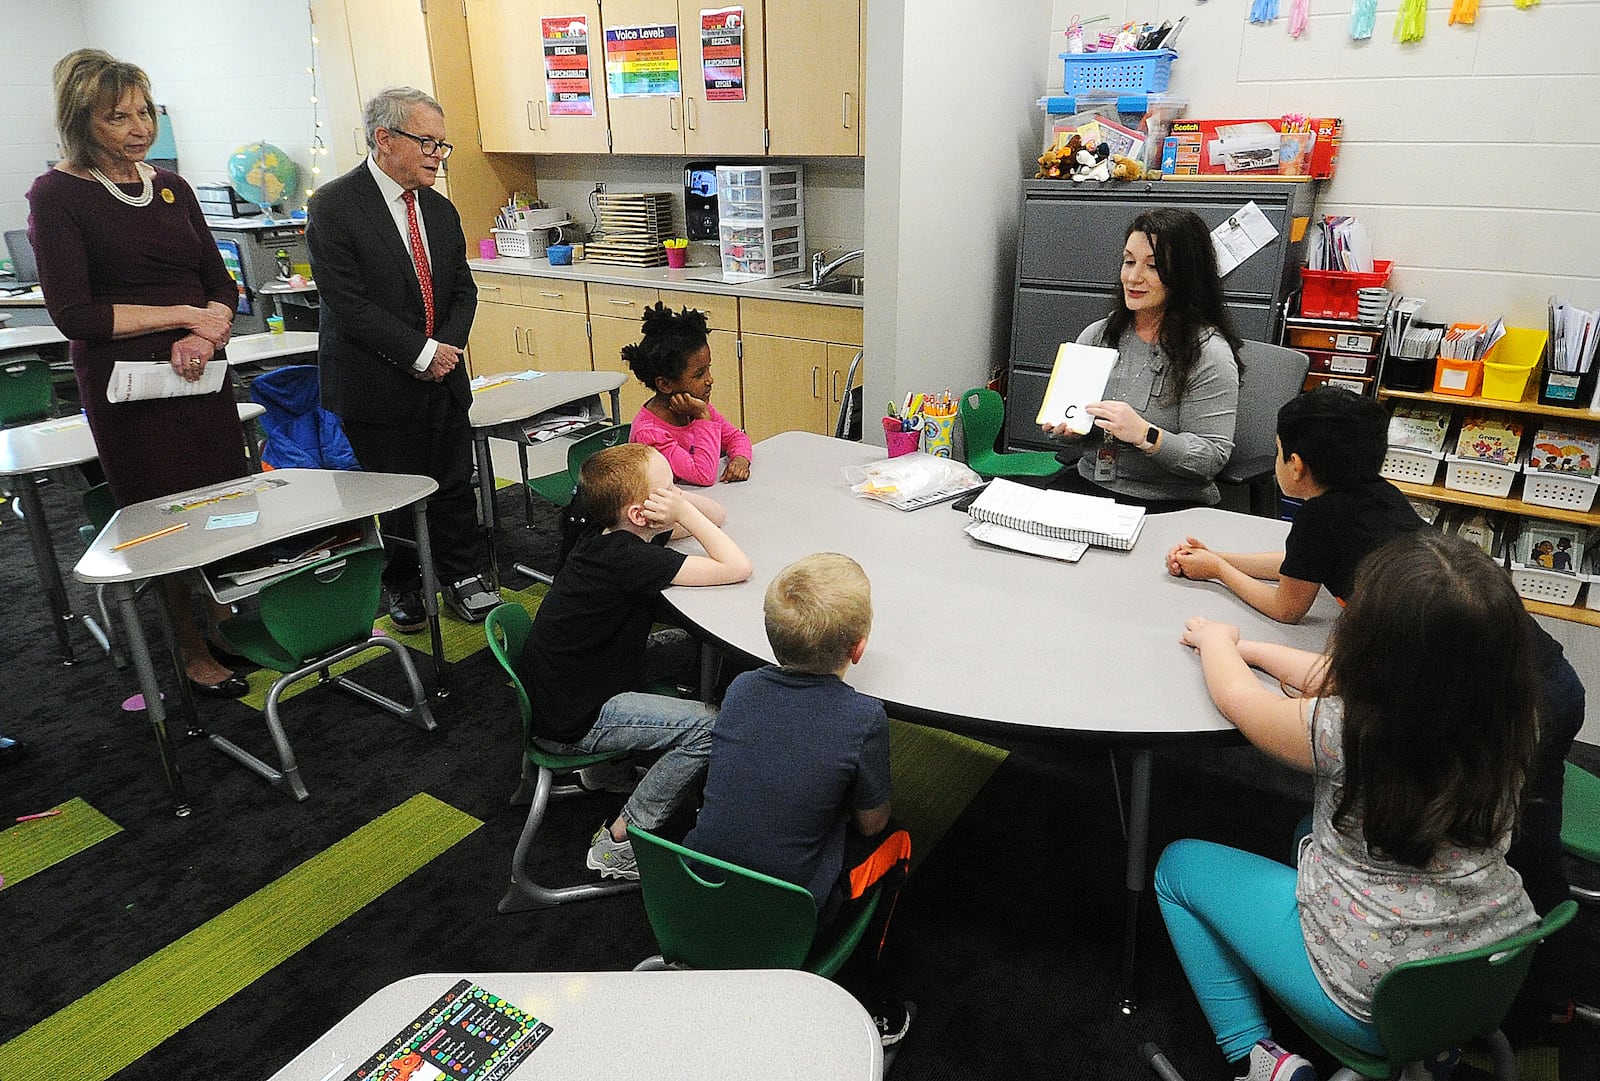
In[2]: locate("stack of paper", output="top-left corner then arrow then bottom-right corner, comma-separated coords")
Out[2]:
966,477 -> 1145,551
588,192 -> 674,267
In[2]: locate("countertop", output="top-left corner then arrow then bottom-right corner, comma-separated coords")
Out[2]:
467,255 -> 864,310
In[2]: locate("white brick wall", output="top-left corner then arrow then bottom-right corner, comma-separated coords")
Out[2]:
0,4 -> 88,248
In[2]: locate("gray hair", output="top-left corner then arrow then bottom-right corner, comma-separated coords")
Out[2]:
363,87 -> 444,150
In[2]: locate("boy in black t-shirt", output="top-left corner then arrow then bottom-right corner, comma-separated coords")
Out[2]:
685,553 -> 913,1047
516,443 -> 751,881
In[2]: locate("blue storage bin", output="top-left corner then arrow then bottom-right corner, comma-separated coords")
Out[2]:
1058,49 -> 1176,95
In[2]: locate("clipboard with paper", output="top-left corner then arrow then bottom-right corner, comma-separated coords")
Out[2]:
1034,342 -> 1118,434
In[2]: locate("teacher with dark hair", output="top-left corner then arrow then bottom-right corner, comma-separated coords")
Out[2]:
307,86 -> 496,630
28,48 -> 249,697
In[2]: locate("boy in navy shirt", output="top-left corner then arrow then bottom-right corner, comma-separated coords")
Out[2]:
685,552 -> 912,1045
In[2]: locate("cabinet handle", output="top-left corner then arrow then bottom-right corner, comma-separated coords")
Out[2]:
669,97 -> 681,131
686,97 -> 697,131
811,366 -> 819,399
538,101 -> 548,130
526,101 -> 538,133
831,370 -> 840,403
525,327 -> 537,356
513,325 -> 523,354
842,92 -> 853,130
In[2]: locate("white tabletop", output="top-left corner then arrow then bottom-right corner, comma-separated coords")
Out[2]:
0,403 -> 264,479
665,432 -> 1340,741
267,970 -> 881,1081
227,330 -> 318,365
0,324 -> 67,351
467,369 -> 627,430
74,467 -> 435,584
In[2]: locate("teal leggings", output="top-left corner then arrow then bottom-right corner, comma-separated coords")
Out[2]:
1154,838 -> 1384,1063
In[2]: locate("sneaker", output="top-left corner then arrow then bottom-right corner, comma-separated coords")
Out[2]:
1401,1048 -> 1460,1081
444,575 -> 499,623
1236,1039 -> 1316,1081
586,824 -> 639,880
872,999 -> 912,1048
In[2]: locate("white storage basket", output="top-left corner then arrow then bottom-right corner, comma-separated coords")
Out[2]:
1510,563 -> 1584,606
1443,455 -> 1517,499
1521,468 -> 1600,513
491,228 -> 549,259
1585,575 -> 1600,611
1380,447 -> 1443,486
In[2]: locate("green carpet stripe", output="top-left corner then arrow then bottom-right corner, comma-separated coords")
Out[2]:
239,583 -> 549,710
0,799 -> 122,891
886,719 -> 1008,871
0,793 -> 481,1081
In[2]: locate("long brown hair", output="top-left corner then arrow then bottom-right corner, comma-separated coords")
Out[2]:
52,49 -> 156,169
1325,531 -> 1537,867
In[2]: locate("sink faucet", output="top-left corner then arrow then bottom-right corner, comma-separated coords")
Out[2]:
811,247 -> 864,286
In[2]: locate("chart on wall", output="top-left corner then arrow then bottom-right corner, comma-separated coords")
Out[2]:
700,7 -> 746,102
542,16 -> 596,116
603,23 -> 681,96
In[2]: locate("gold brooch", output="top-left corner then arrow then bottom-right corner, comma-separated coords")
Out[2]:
161,188 -> 175,204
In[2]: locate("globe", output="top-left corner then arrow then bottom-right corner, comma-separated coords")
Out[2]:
226,142 -> 300,210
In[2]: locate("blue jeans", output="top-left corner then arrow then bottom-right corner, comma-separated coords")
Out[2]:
1154,839 -> 1383,1063
534,630 -> 713,830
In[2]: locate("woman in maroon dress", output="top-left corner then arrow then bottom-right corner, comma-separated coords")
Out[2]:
29,49 -> 249,697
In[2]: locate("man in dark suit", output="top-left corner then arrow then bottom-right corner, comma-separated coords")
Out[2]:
307,86 -> 496,629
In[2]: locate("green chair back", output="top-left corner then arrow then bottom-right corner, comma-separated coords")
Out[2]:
958,387 -> 1061,479
0,357 -> 53,428
483,602 -> 617,770
78,483 -> 117,547
568,422 -> 632,478
252,547 -> 385,665
1282,900 -> 1578,1078
628,825 -> 882,978
1564,761 -> 1600,865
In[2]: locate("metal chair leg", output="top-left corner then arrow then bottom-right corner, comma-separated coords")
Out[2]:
497,765 -> 640,912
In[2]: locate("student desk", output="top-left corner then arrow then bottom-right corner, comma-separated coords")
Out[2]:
0,327 -> 313,363
0,323 -> 68,355
0,403 -> 266,664
267,969 -> 881,1081
74,468 -> 440,817
467,370 -> 626,587
663,431 -> 1340,1010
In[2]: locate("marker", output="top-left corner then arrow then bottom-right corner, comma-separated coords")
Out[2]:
16,809 -> 62,822
111,521 -> 188,551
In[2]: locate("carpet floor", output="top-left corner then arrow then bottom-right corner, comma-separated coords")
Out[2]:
0,473 -> 1596,1081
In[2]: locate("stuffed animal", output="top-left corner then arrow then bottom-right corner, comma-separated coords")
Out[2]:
1108,154 -> 1145,181
1035,134 -> 1083,180
1071,141 -> 1112,183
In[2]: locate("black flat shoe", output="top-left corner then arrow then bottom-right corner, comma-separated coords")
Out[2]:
188,674 -> 249,700
205,641 -> 256,670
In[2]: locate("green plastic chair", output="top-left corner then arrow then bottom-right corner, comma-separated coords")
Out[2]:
958,387 -> 1061,480
484,601 -> 641,911
215,546 -> 436,801
516,423 -> 631,585
0,357 -> 53,428
1273,900 -> 1578,1081
627,824 -> 882,978
1564,761 -> 1600,904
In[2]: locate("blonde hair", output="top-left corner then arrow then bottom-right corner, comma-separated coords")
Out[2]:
764,553 -> 872,674
53,49 -> 156,169
577,443 -> 655,528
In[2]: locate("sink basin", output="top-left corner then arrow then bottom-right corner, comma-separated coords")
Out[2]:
784,277 -> 864,295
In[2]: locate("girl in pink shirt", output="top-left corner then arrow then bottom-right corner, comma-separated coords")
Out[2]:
623,302 -> 753,485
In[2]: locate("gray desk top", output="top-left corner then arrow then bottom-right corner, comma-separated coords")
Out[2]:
0,324 -> 67,351
74,467 -> 435,584
467,369 -> 626,430
0,403 -> 264,478
0,327 -> 314,363
267,970 -> 880,1081
665,432 -> 1340,741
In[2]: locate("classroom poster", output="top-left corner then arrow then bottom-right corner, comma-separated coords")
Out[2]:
542,16 -> 595,117
699,7 -> 746,102
343,980 -> 553,1081
603,24 -> 681,97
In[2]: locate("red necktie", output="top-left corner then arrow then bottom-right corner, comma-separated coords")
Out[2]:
402,190 -> 435,337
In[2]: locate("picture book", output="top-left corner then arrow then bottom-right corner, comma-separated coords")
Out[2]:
1453,412 -> 1523,465
1387,403 -> 1451,455
1034,342 -> 1118,434
1406,498 -> 1443,525
344,980 -> 553,1081
1527,427 -> 1600,477
967,477 -> 1145,551
1449,508 -> 1504,559
1516,521 -> 1587,576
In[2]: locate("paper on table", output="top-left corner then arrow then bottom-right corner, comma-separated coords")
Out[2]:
1035,342 -> 1118,434
106,360 -> 226,403
1211,202 -> 1280,277
965,520 -> 1088,562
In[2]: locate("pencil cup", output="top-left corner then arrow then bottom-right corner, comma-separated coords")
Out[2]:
665,245 -> 688,268
885,430 -> 921,458
922,414 -> 956,458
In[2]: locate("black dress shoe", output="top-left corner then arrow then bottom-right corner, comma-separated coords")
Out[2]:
388,590 -> 428,633
188,674 -> 249,700
205,640 -> 257,670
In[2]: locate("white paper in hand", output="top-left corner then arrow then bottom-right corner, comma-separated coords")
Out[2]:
1035,342 -> 1117,434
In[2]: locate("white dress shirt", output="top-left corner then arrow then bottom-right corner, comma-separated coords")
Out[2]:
366,155 -> 438,372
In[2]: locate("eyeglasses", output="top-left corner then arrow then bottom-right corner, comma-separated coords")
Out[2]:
388,128 -> 454,159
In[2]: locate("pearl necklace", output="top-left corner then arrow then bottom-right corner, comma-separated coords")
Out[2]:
88,162 -> 154,207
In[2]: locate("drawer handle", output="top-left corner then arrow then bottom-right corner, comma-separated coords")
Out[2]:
538,290 -> 563,298
608,299 -> 635,307
479,284 -> 502,292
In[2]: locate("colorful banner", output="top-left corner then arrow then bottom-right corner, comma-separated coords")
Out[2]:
603,23 -> 681,97
700,7 -> 746,102
542,16 -> 595,116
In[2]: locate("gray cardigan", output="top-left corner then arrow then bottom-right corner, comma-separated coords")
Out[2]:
1070,318 -> 1240,506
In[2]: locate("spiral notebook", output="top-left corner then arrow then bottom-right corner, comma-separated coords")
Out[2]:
966,477 -> 1146,551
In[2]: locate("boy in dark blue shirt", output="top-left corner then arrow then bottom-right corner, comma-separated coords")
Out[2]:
686,552 -> 912,1046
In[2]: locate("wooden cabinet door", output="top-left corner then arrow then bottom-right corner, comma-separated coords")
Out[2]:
741,332 -> 828,441
589,313 -> 655,421
765,0 -> 861,156
600,0 -> 686,155
678,0 -> 767,156
464,0 -> 541,153
533,0 -> 613,154
825,342 -> 863,432
468,299 -> 530,376
524,308 -> 594,372
708,328 -> 742,428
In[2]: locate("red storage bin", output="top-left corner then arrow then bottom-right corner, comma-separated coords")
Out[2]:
1299,261 -> 1393,320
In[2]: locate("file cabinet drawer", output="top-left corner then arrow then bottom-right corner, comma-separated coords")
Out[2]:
518,276 -> 586,313
587,283 -> 659,316
659,289 -> 737,331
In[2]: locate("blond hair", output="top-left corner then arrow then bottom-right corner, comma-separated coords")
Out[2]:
53,49 -> 156,169
764,553 -> 872,674
577,443 -> 655,528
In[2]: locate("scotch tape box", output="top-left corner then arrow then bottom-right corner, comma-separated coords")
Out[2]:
1162,117 -> 1341,178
